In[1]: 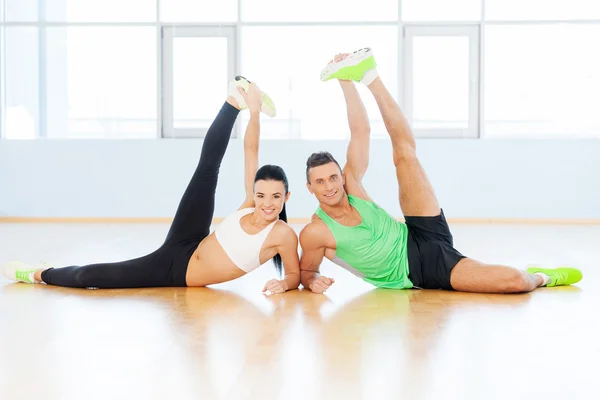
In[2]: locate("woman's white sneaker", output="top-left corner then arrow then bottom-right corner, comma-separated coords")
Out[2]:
2,261 -> 39,284
228,75 -> 277,118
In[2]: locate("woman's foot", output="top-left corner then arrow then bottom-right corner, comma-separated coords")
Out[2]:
2,261 -> 43,284
227,76 -> 276,118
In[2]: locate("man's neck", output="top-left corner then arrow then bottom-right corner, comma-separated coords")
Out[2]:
319,195 -> 353,220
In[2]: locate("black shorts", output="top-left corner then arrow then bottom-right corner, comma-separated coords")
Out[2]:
406,210 -> 466,290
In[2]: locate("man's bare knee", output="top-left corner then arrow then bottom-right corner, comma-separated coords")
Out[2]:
501,270 -> 534,293
392,146 -> 417,168
389,127 -> 416,150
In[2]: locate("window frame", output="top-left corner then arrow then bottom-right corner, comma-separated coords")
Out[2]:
0,3 -> 5,137
403,24 -> 480,138
161,25 -> 237,139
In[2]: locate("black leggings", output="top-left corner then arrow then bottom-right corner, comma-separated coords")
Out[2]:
41,102 -> 240,288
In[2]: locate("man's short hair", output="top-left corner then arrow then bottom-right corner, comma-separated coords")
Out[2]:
305,151 -> 342,183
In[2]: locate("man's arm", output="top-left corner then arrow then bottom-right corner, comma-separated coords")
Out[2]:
339,80 -> 373,201
299,222 -> 335,293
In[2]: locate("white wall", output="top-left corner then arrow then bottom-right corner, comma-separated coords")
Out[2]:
1,137 -> 599,219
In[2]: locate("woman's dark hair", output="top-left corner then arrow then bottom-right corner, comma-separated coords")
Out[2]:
254,164 -> 289,277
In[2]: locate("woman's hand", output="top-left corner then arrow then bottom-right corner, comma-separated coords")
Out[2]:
262,279 -> 288,295
238,82 -> 262,115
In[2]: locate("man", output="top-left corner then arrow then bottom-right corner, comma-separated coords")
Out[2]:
299,48 -> 582,294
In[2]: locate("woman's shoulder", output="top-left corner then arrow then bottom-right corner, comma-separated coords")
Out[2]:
271,220 -> 298,244
273,219 -> 296,233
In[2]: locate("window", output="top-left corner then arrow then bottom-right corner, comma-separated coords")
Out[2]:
162,27 -> 236,138
4,0 -> 38,21
3,27 -> 39,139
241,26 -> 398,139
4,1 -> 600,140
4,0 -> 157,22
160,0 -> 237,22
45,27 -> 157,139
173,38 -> 228,131
242,0 -> 397,22
484,25 -> 600,137
485,0 -> 600,21
45,0 -> 156,22
404,26 -> 479,137
402,0 -> 481,21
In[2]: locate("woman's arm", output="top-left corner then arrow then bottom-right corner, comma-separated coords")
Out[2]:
263,224 -> 301,294
238,83 -> 263,210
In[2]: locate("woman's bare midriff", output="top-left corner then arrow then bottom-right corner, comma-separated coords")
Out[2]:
185,232 -> 246,286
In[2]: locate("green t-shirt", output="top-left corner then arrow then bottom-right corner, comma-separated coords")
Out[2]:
315,195 -> 413,289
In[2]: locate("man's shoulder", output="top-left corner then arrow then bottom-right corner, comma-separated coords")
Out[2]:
304,214 -> 329,233
300,215 -> 330,246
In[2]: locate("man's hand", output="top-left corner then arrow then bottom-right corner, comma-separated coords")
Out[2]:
299,220 -> 333,292
262,279 -> 288,295
308,276 -> 335,294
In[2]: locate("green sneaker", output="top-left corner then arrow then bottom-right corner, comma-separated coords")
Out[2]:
527,266 -> 583,287
2,261 -> 39,284
320,47 -> 377,82
228,75 -> 276,118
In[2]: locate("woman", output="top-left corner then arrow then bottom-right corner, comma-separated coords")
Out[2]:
2,77 -> 300,294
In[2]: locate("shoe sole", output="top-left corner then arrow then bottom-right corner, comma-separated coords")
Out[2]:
233,75 -> 276,118
320,48 -> 376,81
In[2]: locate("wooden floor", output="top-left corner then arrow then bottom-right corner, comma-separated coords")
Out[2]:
1,222 -> 598,400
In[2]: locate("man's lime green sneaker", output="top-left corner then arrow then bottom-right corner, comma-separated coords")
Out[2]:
320,47 -> 377,82
228,75 -> 276,118
2,261 -> 40,284
527,266 -> 583,287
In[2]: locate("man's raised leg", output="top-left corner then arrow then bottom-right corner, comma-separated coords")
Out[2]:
366,77 -> 440,217
365,72 -> 583,293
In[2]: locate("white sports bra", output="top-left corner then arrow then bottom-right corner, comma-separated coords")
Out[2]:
214,208 -> 278,273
